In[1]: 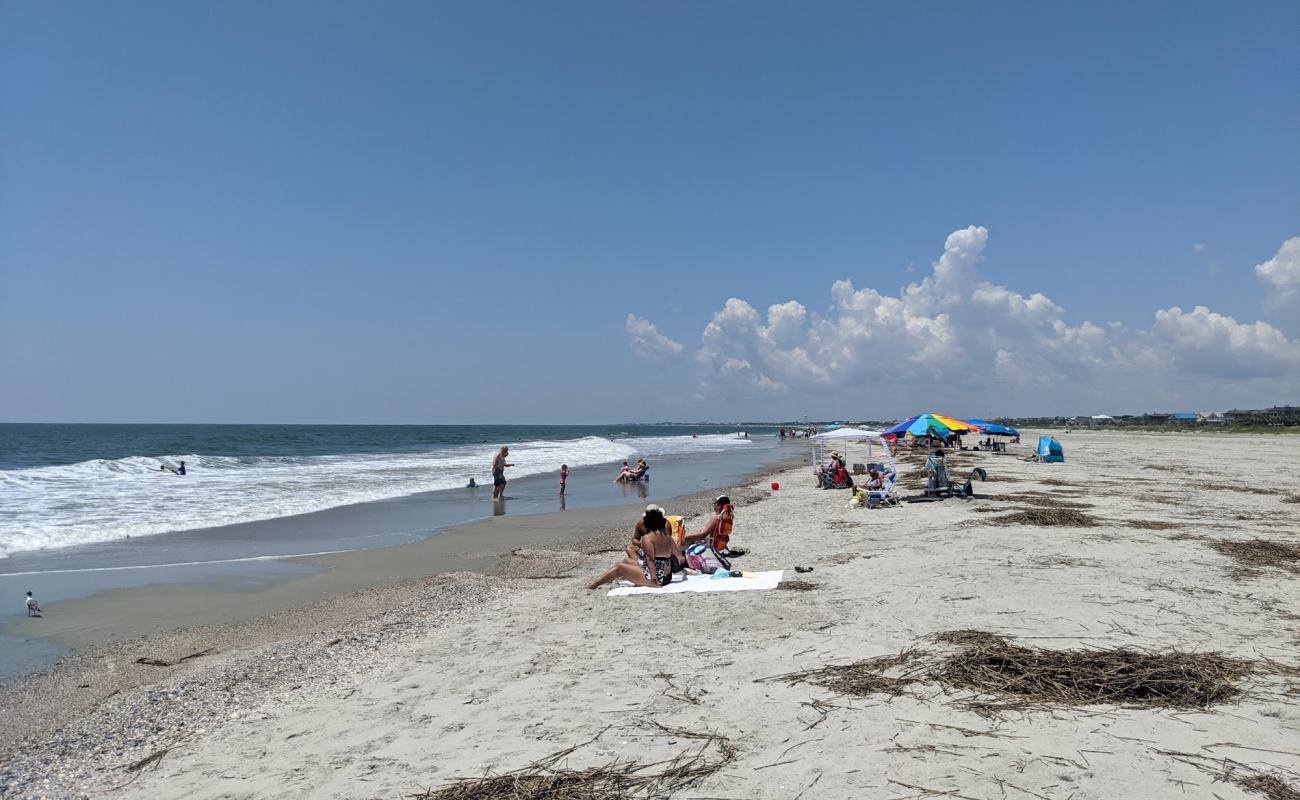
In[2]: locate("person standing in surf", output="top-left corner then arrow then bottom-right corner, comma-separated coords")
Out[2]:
492,446 -> 513,500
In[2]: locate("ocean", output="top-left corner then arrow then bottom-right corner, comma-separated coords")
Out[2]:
0,423 -> 783,559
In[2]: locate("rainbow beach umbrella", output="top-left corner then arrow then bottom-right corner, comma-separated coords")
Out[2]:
884,413 -> 973,438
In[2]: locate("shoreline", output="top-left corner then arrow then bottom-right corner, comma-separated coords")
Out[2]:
0,454 -> 806,759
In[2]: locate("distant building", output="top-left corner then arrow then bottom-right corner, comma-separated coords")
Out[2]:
1224,406 -> 1300,426
1170,412 -> 1198,423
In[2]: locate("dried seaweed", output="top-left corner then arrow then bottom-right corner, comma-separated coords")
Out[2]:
1202,484 -> 1284,496
1239,774 -> 1300,800
771,650 -> 924,698
770,632 -> 1262,714
1160,749 -> 1300,800
991,492 -> 1093,510
778,580 -> 820,592
1125,519 -> 1182,530
1210,539 -> 1300,576
409,724 -> 735,800
982,508 -> 1101,528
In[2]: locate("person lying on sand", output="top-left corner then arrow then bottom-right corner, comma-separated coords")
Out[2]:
589,507 -> 678,590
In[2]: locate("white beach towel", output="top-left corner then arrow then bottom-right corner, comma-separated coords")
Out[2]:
607,570 -> 784,597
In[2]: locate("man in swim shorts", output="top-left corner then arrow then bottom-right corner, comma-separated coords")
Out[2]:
492,446 -> 512,499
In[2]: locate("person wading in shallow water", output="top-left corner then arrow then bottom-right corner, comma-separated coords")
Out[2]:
492,446 -> 513,500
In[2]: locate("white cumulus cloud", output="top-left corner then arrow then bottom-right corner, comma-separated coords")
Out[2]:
640,226 -> 1300,412
624,314 -> 684,358
1255,236 -> 1300,309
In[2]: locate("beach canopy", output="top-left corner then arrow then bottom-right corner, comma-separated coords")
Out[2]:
883,413 -> 974,438
809,426 -> 884,442
1036,435 -> 1065,462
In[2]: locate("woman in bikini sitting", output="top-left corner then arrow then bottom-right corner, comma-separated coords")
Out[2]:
588,507 -> 679,590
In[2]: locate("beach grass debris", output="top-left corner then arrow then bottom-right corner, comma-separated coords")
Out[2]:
409,723 -> 735,800
1201,484 -> 1284,496
778,580 -> 819,591
134,648 -> 215,668
1125,519 -> 1182,530
1239,774 -> 1300,800
982,508 -> 1102,528
771,650 -> 924,698
770,632 -> 1261,713
1209,539 -> 1300,576
992,492 -> 1093,510
1159,749 -> 1300,800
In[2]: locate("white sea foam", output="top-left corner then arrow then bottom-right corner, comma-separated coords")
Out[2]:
0,434 -> 751,557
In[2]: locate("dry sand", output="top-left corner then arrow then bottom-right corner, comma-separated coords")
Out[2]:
3,431 -> 1299,799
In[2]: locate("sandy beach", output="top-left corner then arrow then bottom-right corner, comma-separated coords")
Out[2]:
3,430 -> 1298,799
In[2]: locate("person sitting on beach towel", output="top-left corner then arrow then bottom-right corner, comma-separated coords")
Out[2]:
683,495 -> 742,557
628,504 -> 686,572
590,507 -> 679,590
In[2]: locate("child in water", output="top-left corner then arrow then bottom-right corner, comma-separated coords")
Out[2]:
559,464 -> 568,494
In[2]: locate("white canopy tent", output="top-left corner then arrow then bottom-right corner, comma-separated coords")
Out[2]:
808,427 -> 890,474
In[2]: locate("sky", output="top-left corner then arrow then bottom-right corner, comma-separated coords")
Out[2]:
1,0 -> 1297,424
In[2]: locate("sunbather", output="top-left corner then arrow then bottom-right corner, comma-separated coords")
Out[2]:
628,504 -> 686,565
590,507 -> 678,589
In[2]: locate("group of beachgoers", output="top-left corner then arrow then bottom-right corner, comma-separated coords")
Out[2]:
778,427 -> 817,439
474,447 -> 646,498
587,496 -> 740,590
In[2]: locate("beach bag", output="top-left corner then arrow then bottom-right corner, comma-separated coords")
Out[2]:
685,543 -> 731,574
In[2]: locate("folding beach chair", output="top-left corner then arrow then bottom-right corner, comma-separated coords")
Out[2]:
867,469 -> 900,507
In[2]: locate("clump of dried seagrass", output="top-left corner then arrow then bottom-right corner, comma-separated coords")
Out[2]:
983,508 -> 1101,528
1210,539 -> 1300,576
768,631 -> 1264,714
408,724 -> 735,800
1125,519 -> 1182,530
1160,749 -> 1300,800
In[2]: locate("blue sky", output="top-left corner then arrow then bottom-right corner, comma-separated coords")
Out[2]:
2,1 -> 1297,423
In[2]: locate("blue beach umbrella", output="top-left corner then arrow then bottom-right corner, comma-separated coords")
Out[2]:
967,418 -> 1013,437
965,418 -> 1019,436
